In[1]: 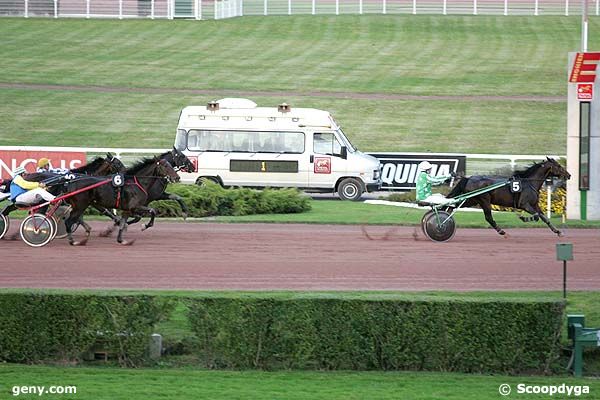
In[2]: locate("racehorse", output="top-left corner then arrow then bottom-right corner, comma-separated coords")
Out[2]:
447,157 -> 571,237
100,148 -> 195,234
62,157 -> 180,245
127,147 -> 194,224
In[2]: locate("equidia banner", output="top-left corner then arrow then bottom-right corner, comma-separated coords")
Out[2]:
368,153 -> 467,191
0,150 -> 86,179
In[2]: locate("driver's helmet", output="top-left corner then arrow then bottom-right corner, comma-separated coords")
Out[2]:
417,161 -> 433,171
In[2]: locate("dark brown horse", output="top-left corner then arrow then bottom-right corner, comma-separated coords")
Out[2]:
62,158 -> 180,245
447,157 -> 571,236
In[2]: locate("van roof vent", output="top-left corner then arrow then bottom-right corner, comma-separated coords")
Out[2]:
278,103 -> 291,113
216,98 -> 257,109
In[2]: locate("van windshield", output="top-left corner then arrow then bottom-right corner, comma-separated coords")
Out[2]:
186,130 -> 305,154
336,128 -> 356,153
175,129 -> 187,151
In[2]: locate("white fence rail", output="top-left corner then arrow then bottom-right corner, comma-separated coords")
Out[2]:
0,145 -> 564,175
0,0 -> 597,18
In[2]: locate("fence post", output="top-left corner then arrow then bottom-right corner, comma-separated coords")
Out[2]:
119,0 -> 123,19
288,0 -> 291,14
54,0 -> 58,17
336,0 -> 339,14
24,0 -> 28,17
382,0 -> 386,13
443,0 -> 447,14
473,0 -> 477,14
534,0 -> 538,15
215,0 -> 218,19
504,0 -> 508,15
359,0 -> 363,14
196,0 -> 201,19
240,0 -> 243,16
565,0 -> 569,15
412,0 -> 416,14
312,0 -> 315,14
263,0 -> 267,15
86,0 -> 90,18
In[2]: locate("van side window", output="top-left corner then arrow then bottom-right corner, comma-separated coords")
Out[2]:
187,130 -> 304,153
313,133 -> 341,156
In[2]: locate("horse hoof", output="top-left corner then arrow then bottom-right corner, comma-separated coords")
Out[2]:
119,239 -> 136,246
141,225 -> 148,232
557,231 -> 563,237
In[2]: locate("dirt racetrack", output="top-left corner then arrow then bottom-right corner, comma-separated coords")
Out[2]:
1,222 -> 599,291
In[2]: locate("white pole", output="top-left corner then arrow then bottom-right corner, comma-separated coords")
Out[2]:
565,0 -> 569,16
534,0 -> 538,15
86,0 -> 90,18
443,0 -> 446,14
263,0 -> 267,15
546,184 -> 552,219
240,0 -> 243,16
336,0 -> 339,14
151,0 -> 155,18
473,0 -> 477,14
383,0 -> 386,13
288,0 -> 291,14
412,0 -> 416,14
359,0 -> 363,14
54,0 -> 57,17
596,0 -> 599,16
582,0 -> 589,51
119,0 -> 122,19
504,0 -> 507,15
24,0 -> 28,17
312,0 -> 315,14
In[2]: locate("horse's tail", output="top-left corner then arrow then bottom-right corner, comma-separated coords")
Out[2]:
447,177 -> 469,198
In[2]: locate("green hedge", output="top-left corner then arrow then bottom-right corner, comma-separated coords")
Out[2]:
85,182 -> 311,218
0,293 -> 565,373
0,293 -> 174,366
186,297 -> 565,374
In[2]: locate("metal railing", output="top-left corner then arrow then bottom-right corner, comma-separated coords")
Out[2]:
0,0 -> 596,19
0,145 -> 565,175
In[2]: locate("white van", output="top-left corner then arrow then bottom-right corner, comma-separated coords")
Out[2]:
174,98 -> 381,200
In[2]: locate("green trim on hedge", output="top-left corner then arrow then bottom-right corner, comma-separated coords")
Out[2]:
186,297 -> 564,373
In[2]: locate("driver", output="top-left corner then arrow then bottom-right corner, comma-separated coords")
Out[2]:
415,161 -> 454,205
9,166 -> 56,205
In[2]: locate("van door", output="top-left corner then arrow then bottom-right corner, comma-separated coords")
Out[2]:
308,132 -> 347,189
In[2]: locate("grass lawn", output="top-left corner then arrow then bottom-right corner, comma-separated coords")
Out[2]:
210,199 -> 600,228
0,88 -> 566,154
1,364 -> 598,400
0,16 -> 595,154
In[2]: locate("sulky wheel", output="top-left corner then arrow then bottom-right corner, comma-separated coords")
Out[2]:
53,205 -> 70,239
420,210 -> 434,236
0,214 -> 9,240
20,214 -> 55,247
422,210 -> 456,242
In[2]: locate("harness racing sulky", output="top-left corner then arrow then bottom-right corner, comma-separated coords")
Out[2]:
419,157 -> 571,242
0,149 -> 192,247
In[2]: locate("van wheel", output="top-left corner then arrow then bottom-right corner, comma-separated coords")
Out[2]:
337,178 -> 363,201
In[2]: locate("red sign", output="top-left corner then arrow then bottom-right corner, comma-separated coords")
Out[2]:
0,151 -> 86,179
314,157 -> 331,174
569,52 -> 600,83
577,83 -> 594,100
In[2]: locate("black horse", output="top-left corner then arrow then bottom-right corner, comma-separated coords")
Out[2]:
100,148 -> 195,234
62,157 -> 180,245
447,157 -> 571,236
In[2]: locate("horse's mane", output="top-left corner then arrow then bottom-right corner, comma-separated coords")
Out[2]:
126,157 -> 158,175
513,161 -> 544,178
71,157 -> 105,173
